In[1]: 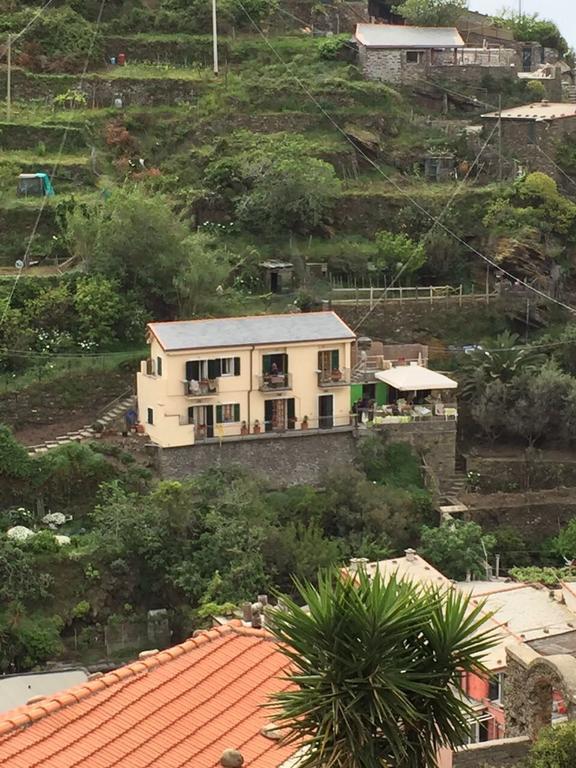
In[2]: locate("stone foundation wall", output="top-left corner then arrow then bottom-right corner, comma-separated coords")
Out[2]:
360,48 -> 404,83
155,428 -> 357,486
154,421 -> 456,486
452,736 -> 531,768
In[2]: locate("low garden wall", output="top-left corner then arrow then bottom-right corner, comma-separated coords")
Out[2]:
466,453 -> 576,493
0,70 -> 197,107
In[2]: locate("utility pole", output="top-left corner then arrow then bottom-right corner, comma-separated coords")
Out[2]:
212,0 -> 219,76
6,34 -> 11,123
498,93 -> 503,182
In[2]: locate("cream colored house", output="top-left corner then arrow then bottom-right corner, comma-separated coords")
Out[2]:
137,312 -> 355,448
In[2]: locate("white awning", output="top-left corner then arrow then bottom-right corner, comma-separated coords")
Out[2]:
375,364 -> 458,391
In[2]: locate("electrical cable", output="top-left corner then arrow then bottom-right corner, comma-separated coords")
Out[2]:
0,0 -> 59,58
0,0 -> 106,326
351,122 -> 501,330
233,1 -> 576,324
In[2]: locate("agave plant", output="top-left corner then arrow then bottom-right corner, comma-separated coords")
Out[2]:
459,331 -> 546,401
268,569 -> 497,768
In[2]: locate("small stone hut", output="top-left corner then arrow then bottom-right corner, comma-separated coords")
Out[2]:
355,23 -> 465,84
481,100 -> 576,180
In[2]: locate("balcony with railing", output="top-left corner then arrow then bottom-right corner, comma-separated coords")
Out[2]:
258,372 -> 293,392
183,379 -> 219,397
317,368 -> 351,387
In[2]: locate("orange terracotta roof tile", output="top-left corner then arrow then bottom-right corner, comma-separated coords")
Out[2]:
0,624 -> 298,768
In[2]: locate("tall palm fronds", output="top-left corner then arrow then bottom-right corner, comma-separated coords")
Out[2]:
268,570 -> 498,768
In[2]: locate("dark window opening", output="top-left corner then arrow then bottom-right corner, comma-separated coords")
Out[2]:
147,408 -> 154,425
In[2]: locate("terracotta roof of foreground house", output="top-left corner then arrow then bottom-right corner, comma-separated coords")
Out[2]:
0,622 -> 297,768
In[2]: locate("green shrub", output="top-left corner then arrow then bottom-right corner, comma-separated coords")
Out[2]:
528,721 -> 576,768
318,35 -> 350,60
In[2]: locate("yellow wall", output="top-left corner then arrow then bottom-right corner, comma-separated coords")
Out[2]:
136,336 -> 353,448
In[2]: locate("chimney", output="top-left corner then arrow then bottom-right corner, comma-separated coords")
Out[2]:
251,601 -> 263,629
349,557 -> 369,574
220,749 -> 244,768
241,602 -> 252,623
404,548 -> 416,563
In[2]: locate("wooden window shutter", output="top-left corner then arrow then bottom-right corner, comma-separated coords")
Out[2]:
186,361 -> 200,380
216,405 -> 223,423
208,359 -> 221,379
331,350 -> 340,369
234,404 -> 240,422
234,357 -> 241,376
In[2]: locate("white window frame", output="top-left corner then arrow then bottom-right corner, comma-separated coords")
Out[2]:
489,672 -> 505,704
221,357 -> 234,376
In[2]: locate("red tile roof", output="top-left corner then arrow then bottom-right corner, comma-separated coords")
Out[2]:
0,622 -> 298,768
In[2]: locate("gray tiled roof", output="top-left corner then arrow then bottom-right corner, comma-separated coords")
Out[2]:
149,312 -> 356,351
355,23 -> 464,48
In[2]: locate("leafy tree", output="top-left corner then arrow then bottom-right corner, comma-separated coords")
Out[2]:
0,538 -> 53,603
528,721 -> 576,768
470,379 -> 509,443
66,188 -> 189,311
173,233 -> 232,317
554,518 -> 576,562
492,12 -> 568,56
357,436 -> 424,489
0,608 -> 63,673
235,157 -> 341,234
526,80 -> 546,100
374,230 -> 425,277
420,519 -> 495,580
0,425 -> 32,481
394,0 -> 467,26
269,568 -> 497,768
493,527 -> 531,570
505,363 -> 576,446
74,276 -> 123,348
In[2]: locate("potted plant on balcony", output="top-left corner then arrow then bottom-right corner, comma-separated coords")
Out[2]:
301,415 -> 309,430
253,419 -> 261,434
241,420 -> 249,436
331,368 -> 342,382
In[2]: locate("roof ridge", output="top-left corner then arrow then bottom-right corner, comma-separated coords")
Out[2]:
0,624 -> 241,738
148,310 -> 341,327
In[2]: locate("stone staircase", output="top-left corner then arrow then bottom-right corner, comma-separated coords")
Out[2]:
562,84 -> 576,103
27,392 -> 136,456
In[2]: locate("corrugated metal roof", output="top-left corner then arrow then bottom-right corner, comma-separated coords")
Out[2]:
355,23 -> 464,49
149,311 -> 356,351
482,102 -> 576,121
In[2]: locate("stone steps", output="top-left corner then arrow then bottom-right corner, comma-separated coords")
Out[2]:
27,395 -> 136,456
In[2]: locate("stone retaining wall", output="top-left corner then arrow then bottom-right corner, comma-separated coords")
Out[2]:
466,453 -> 576,493
0,70 -> 196,107
154,420 -> 456,486
452,736 -> 531,768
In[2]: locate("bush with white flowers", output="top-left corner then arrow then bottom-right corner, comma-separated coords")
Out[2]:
54,535 -> 72,546
7,526 -> 35,541
42,512 -> 67,528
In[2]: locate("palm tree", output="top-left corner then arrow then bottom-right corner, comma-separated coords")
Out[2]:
268,569 -> 497,768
